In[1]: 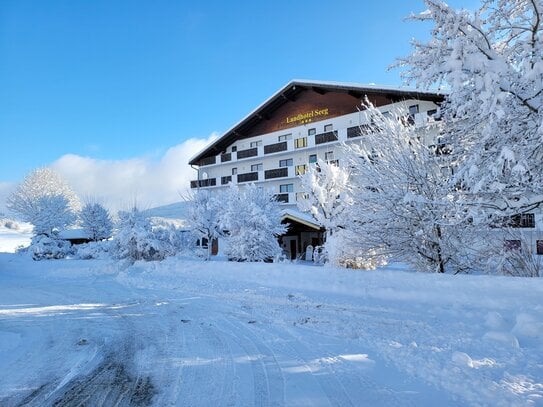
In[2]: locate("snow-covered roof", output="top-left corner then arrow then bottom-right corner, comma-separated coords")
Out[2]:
189,79 -> 445,165
58,228 -> 91,240
281,208 -> 322,230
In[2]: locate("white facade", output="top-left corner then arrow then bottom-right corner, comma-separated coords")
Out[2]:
190,98 -> 441,207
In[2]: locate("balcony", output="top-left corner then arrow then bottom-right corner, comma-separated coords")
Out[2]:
264,141 -> 288,155
198,156 -> 216,167
264,167 -> 288,180
347,124 -> 372,138
221,175 -> 232,185
220,153 -> 232,163
315,131 -> 338,145
274,193 -> 289,203
190,178 -> 216,188
237,171 -> 258,183
237,147 -> 258,160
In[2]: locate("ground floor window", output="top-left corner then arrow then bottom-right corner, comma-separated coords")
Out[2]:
537,240 -> 543,255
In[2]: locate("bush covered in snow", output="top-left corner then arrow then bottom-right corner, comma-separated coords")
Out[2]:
25,233 -> 73,261
112,207 -> 166,262
75,240 -> 113,260
111,207 -> 191,262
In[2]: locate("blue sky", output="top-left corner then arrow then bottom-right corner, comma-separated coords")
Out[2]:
0,0 -> 478,209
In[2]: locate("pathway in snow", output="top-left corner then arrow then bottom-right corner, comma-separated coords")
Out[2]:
0,255 -> 542,406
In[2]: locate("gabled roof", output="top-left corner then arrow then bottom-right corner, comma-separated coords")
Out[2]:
189,79 -> 445,165
281,208 -> 323,231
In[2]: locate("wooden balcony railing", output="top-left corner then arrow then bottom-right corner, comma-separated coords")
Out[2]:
198,156 -> 216,166
274,193 -> 289,203
237,172 -> 258,183
236,147 -> 258,159
221,175 -> 232,185
264,167 -> 288,179
264,141 -> 287,154
315,131 -> 338,145
190,178 -> 216,188
220,153 -> 232,162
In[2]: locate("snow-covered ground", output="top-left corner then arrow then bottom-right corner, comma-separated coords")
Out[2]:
0,253 -> 542,406
0,224 -> 32,253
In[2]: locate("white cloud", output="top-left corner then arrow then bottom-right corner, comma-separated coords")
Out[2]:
0,182 -> 16,215
50,133 -> 218,212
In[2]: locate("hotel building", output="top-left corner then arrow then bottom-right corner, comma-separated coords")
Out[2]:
188,80 -> 446,259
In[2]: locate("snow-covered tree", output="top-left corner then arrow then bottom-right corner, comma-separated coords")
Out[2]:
345,104 -> 479,273
186,190 -> 223,260
7,167 -> 81,222
221,183 -> 287,262
297,159 -> 353,266
297,158 -> 352,233
80,202 -> 113,241
31,194 -> 76,237
113,207 -> 165,262
395,0 -> 543,216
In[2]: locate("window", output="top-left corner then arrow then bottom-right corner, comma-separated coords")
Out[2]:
325,151 -> 334,161
409,105 -> 419,115
510,213 -> 535,228
537,240 -> 543,255
251,163 -> 263,172
278,133 -> 291,142
408,105 -> 419,124
232,167 -> 237,175
505,240 -> 521,251
295,164 -> 307,175
231,146 -> 237,152
250,140 -> 262,148
295,137 -> 307,148
279,158 -> 293,167
309,154 -> 317,164
324,124 -> 333,132
280,184 -> 294,193
308,128 -> 316,136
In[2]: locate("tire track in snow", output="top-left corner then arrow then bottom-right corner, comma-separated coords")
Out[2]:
216,316 -> 286,407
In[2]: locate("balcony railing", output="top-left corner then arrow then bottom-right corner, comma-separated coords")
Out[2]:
347,124 -> 372,138
274,193 -> 289,203
220,153 -> 232,162
190,178 -> 216,188
221,175 -> 232,185
315,131 -> 338,145
236,147 -> 258,159
237,172 -> 258,183
264,141 -> 288,155
198,156 -> 216,166
264,167 -> 288,180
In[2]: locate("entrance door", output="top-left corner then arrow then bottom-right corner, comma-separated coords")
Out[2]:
289,239 -> 297,260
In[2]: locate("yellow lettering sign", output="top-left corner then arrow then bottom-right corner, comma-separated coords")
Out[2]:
285,108 -> 329,125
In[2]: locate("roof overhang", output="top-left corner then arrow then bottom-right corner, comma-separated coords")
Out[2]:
189,79 -> 445,165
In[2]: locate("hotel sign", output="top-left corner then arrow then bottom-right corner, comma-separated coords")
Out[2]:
285,108 -> 329,125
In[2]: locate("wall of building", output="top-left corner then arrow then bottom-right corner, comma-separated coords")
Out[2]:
191,98 -> 441,207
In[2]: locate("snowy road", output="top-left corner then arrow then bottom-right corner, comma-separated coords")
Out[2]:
1,255 -> 542,406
